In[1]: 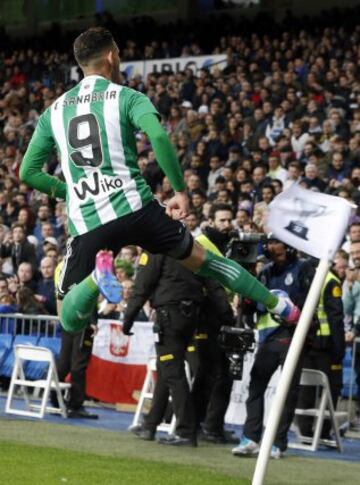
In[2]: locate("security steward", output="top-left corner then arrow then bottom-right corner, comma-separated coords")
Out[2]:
296,267 -> 345,439
123,251 -> 208,446
233,239 -> 315,457
194,203 -> 239,444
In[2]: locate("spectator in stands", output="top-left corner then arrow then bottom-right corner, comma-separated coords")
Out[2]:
252,165 -> 271,203
283,161 -> 302,190
113,256 -> 133,278
302,164 -> 327,192
333,250 -> 349,283
35,256 -> 56,315
0,224 -> 37,273
33,204 -> 54,241
343,241 -> 360,430
16,286 -> 47,315
185,211 -> 202,237
15,261 -> 37,292
0,276 -> 9,298
342,222 -> 360,254
267,154 -> 288,184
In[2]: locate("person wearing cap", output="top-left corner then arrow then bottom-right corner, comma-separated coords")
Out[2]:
181,100 -> 193,110
233,240 -> 316,459
43,236 -> 59,249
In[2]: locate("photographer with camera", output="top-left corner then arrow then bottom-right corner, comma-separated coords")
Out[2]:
195,203 -> 252,444
232,239 -> 315,459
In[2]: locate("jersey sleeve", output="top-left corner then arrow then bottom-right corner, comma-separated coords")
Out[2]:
126,88 -> 160,128
20,109 -> 67,200
29,109 -> 55,150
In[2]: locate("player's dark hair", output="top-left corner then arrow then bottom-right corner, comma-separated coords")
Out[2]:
73,27 -> 115,66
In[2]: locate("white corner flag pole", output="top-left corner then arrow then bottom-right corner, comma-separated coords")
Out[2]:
252,257 -> 331,485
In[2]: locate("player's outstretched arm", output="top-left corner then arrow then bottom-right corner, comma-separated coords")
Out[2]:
20,111 -> 67,200
20,144 -> 67,200
137,113 -> 186,193
138,113 -> 189,219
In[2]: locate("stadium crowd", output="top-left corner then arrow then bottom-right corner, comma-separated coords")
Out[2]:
0,7 -> 359,438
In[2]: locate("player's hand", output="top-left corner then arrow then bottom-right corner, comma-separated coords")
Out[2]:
165,191 -> 189,220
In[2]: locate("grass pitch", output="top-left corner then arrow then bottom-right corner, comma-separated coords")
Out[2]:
1,418 -> 360,485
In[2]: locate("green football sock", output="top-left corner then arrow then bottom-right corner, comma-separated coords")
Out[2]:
197,250 -> 278,309
61,275 -> 99,333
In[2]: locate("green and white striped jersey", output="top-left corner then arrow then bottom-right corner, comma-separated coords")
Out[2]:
33,75 -> 157,236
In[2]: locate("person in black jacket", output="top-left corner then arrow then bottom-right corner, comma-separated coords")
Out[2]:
296,267 -> 345,440
0,223 -> 37,273
123,251 -> 235,447
233,240 -> 315,458
193,203 -> 239,444
123,252 -> 203,447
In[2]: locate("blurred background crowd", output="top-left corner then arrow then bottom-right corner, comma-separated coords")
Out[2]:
0,6 -> 359,323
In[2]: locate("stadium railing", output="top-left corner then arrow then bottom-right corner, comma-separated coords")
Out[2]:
0,313 -> 61,380
0,313 -> 60,337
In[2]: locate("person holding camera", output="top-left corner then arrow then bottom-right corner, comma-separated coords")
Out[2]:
232,239 -> 315,459
343,240 -> 360,429
195,203 -> 241,444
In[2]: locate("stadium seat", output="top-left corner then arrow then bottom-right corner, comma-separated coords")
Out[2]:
290,369 -> 347,452
0,334 -> 13,369
25,337 -> 62,380
0,335 -> 39,378
5,344 -> 71,419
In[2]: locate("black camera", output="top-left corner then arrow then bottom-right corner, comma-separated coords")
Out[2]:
226,231 -> 270,266
218,325 -> 255,380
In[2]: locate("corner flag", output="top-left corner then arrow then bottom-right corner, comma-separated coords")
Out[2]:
266,184 -> 355,259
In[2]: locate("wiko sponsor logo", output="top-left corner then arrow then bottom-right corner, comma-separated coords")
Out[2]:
73,172 -> 123,201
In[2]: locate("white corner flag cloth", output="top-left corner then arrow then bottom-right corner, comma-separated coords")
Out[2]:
266,184 -> 355,259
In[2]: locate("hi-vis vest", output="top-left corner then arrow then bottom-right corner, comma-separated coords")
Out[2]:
196,234 -> 223,257
316,271 -> 340,339
257,259 -> 304,344
257,313 -> 280,343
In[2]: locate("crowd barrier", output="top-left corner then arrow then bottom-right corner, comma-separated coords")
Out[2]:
0,314 -> 359,425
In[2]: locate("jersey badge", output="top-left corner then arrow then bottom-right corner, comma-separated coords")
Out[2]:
285,272 -> 294,286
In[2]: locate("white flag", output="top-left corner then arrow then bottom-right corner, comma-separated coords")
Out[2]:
266,184 -> 355,259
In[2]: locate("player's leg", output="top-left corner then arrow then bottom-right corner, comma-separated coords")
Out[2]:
58,235 -> 122,333
138,200 -> 299,322
182,242 -> 275,307
181,242 -> 299,321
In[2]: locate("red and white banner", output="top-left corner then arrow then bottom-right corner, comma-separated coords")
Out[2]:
85,320 -> 279,423
86,319 -> 155,404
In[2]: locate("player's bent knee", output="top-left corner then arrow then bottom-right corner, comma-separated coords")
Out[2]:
61,297 -> 89,334
181,241 -> 206,271
165,230 -> 194,260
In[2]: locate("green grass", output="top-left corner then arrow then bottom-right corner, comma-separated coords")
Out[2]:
0,418 -> 360,485
0,441 -> 248,485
